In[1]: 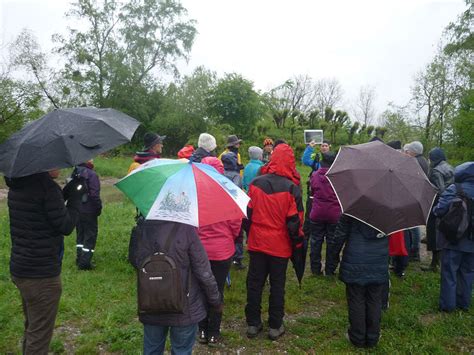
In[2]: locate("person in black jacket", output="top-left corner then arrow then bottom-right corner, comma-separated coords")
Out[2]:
74,160 -> 102,270
6,170 -> 82,355
335,214 -> 389,348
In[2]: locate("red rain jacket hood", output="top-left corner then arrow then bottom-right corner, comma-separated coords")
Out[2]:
260,144 -> 301,186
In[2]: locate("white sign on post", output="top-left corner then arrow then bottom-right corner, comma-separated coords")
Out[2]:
304,130 -> 324,144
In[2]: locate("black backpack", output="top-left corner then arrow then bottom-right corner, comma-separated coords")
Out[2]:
137,224 -> 190,314
438,183 -> 473,244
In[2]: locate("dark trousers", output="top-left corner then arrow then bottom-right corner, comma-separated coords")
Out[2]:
199,258 -> 232,337
76,213 -> 99,268
245,251 -> 289,329
439,249 -> 474,311
12,276 -> 62,355
233,227 -> 245,263
310,221 -> 340,275
346,283 -> 383,348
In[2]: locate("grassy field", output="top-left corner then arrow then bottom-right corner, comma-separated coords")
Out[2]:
1,156 -> 473,354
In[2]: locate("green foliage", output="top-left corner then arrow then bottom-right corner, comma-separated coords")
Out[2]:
0,77 -> 43,143
207,73 -> 265,137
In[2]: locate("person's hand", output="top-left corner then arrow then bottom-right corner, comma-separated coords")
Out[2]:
212,302 -> 224,313
63,177 -> 87,201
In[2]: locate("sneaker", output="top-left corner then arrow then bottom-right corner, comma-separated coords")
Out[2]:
246,324 -> 263,338
268,325 -> 285,340
198,330 -> 207,344
78,263 -> 95,270
207,335 -> 219,347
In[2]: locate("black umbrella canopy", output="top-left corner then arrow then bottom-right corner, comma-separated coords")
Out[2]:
326,141 -> 437,235
0,107 -> 140,177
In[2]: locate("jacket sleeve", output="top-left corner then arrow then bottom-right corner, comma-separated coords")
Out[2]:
88,170 -> 102,214
433,184 -> 457,217
286,184 -> 304,246
45,181 -> 80,236
334,214 -> 351,245
188,229 -> 221,307
430,170 -> 445,193
242,185 -> 254,235
302,145 -> 315,167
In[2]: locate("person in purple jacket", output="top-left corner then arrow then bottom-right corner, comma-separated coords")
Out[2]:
309,151 -> 342,276
74,160 -> 102,270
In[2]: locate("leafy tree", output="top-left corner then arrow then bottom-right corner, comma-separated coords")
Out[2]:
206,73 -> 265,137
53,0 -> 196,114
0,76 -> 43,143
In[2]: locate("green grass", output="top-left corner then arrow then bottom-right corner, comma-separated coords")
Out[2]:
0,159 -> 473,353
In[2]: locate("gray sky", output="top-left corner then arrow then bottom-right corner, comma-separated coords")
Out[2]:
0,0 -> 467,117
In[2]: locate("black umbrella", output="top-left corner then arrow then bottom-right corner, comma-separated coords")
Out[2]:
0,107 -> 140,177
291,238 -> 308,288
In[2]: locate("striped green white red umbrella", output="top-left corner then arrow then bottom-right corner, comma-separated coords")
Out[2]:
115,159 -> 250,227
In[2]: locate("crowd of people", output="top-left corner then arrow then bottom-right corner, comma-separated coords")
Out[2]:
4,130 -> 474,355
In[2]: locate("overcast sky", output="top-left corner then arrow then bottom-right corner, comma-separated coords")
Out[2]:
0,0 -> 467,117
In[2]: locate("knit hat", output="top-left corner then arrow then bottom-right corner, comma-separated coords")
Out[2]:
201,156 -> 224,174
428,147 -> 446,167
320,151 -> 336,168
226,135 -> 243,148
248,146 -> 263,160
143,132 -> 165,150
405,141 -> 424,155
263,138 -> 274,147
198,133 -> 217,152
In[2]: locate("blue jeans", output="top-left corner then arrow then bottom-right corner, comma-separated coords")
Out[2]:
143,323 -> 197,355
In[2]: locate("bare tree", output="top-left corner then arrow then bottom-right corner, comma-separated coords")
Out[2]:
354,85 -> 377,126
313,78 -> 344,114
266,74 -> 316,127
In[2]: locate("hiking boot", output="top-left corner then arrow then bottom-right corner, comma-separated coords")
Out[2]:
268,325 -> 285,340
198,330 -> 207,344
246,324 -> 262,338
78,262 -> 95,270
233,260 -> 246,270
207,335 -> 220,347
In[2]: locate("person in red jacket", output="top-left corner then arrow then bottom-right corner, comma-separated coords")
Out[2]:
244,143 -> 304,341
197,157 -> 242,346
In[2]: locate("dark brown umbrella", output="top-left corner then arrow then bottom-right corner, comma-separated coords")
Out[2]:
326,141 -> 437,235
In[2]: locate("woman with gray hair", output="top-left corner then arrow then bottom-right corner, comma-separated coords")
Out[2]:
243,146 -> 264,192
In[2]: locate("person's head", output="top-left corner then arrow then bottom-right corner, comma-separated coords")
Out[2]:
201,156 -> 224,174
404,141 -> 423,157
320,151 -> 336,168
143,132 -> 165,154
386,140 -> 402,150
428,147 -> 446,167
261,143 -> 300,185
177,144 -> 195,159
198,133 -> 217,153
263,138 -> 274,153
320,140 -> 331,153
225,135 -> 242,150
221,152 -> 239,172
48,169 -> 60,179
248,146 -> 263,161
273,139 -> 287,149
